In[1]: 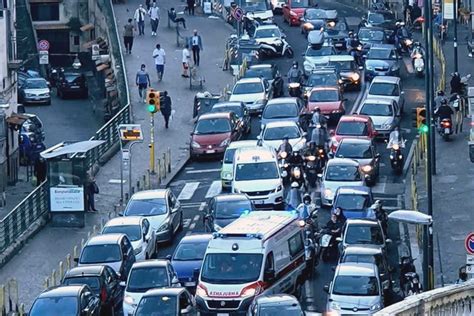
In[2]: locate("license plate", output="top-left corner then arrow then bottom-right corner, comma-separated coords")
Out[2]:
217,314 -> 229,316
335,43 -> 343,47
184,281 -> 196,287
444,128 -> 450,133
254,200 -> 265,204
206,150 -> 216,154
71,85 -> 79,88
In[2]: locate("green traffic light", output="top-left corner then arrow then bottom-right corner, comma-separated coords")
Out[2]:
147,104 -> 156,113
419,124 -> 429,133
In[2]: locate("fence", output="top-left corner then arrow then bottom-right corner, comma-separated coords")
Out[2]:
433,37 -> 446,92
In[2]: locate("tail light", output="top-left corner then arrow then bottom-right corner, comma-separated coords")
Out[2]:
100,287 -> 107,302
441,121 -> 451,127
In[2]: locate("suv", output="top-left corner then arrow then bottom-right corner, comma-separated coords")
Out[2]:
56,68 -> 88,99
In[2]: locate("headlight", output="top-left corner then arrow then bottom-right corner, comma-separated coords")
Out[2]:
370,303 -> 382,311
25,93 -> 33,97
253,99 -> 266,105
213,223 -> 222,231
219,138 -> 230,147
399,154 -> 403,159
293,168 -> 301,179
280,151 -> 288,159
361,165 -> 373,173
274,185 -> 283,192
324,188 -> 333,198
304,23 -> 314,30
366,66 -> 374,71
241,286 -> 257,297
289,82 -> 300,88
191,141 -> 201,148
389,154 -> 394,159
281,170 -> 288,177
157,222 -> 170,232
307,155 -> 316,161
330,302 -> 341,310
357,45 -> 362,51
222,171 -> 233,180
350,73 -> 360,81
134,246 -> 143,255
124,295 -> 135,306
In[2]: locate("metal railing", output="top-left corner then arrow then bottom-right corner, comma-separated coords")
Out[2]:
433,37 -> 446,93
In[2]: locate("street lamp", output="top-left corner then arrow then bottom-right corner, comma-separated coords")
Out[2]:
388,210 -> 433,291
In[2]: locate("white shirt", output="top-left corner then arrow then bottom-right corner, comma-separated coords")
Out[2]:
192,35 -> 199,46
134,7 -> 147,22
153,48 -> 166,65
182,48 -> 191,63
149,6 -> 160,20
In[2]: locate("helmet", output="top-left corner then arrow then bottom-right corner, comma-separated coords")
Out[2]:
441,99 -> 448,105
437,90 -> 445,96
292,61 -> 298,68
303,194 -> 311,203
314,107 -> 321,113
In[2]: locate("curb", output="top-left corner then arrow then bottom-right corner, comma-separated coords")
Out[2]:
160,152 -> 191,188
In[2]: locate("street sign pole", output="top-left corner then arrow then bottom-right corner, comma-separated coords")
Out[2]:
118,124 -> 144,201
150,112 -> 156,174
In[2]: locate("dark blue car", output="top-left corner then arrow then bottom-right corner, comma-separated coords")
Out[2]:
171,234 -> 212,292
332,186 -> 375,219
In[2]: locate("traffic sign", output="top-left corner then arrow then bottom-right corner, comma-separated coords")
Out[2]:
38,40 -> 50,51
91,44 -> 100,61
465,232 -> 474,255
232,7 -> 244,21
119,124 -> 143,141
39,51 -> 49,65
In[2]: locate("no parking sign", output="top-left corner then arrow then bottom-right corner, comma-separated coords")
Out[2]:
465,232 -> 474,255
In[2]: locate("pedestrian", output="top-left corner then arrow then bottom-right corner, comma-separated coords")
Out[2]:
33,157 -> 47,186
134,4 -> 147,35
168,8 -> 186,28
148,2 -> 160,36
86,174 -> 99,212
145,0 -> 151,10
123,18 -> 135,54
190,29 -> 203,66
187,0 -> 196,15
152,43 -> 166,81
136,64 -> 151,102
182,44 -> 191,77
160,91 -> 172,128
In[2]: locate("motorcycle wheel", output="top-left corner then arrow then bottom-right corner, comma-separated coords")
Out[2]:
443,133 -> 449,141
285,47 -> 294,58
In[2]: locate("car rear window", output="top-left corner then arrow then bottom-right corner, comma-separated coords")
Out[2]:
63,276 -> 101,291
336,121 -> 368,136
80,244 -> 121,264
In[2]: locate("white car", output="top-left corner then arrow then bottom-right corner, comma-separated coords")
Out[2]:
303,45 -> 337,76
101,216 -> 156,261
221,140 -> 258,190
357,97 -> 401,137
122,189 -> 182,244
320,158 -> 365,206
259,121 -> 307,152
229,77 -> 270,113
366,76 -> 405,113
252,24 -> 284,45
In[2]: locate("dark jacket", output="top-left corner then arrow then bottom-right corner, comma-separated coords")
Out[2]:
450,75 -> 462,94
435,104 -> 454,120
161,95 -> 172,116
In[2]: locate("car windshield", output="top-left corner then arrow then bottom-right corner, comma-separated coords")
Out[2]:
235,162 -> 279,181
244,68 -> 273,80
30,297 -> 78,316
358,29 -> 384,41
336,121 -> 368,136
361,103 -> 393,116
173,241 -> 209,261
263,103 -> 298,119
64,74 -> 81,82
63,276 -> 101,291
368,12 -> 395,24
325,165 -> 361,181
335,194 -> 370,210
329,61 -> 353,71
212,105 -> 243,117
215,200 -> 253,219
195,118 -> 231,134
336,143 -> 373,159
135,295 -> 177,315
239,0 -> 270,12
254,28 -> 281,39
368,49 -> 393,60
125,198 -> 167,216
306,46 -> 334,57
201,253 -> 263,284
80,244 -> 121,264
327,21 -> 347,31
309,89 -> 339,102
264,126 -> 300,140
306,73 -> 338,87
127,267 -> 170,292
102,225 -> 142,242
224,148 -> 237,164
291,0 -> 309,8
258,304 -> 303,315
369,83 -> 398,96
25,80 -> 48,89
345,224 -> 384,245
333,275 -> 379,296
233,82 -> 264,94
305,9 -> 326,19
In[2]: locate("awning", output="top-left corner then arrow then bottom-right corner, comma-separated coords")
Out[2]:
40,140 -> 105,159
6,113 -> 29,126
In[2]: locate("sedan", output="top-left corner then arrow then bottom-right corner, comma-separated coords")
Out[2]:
303,45 -> 337,76
261,97 -> 304,127
300,8 -> 337,35
122,189 -> 182,244
365,9 -> 396,31
259,121 -> 307,151
324,19 -> 350,50
303,68 -> 342,96
357,97 -> 400,137
190,112 -> 243,158
29,285 -> 101,316
134,288 -> 197,316
307,87 -> 345,123
243,64 -> 284,97
229,77 -> 270,113
332,186 -> 375,219
102,216 -> 156,260
18,78 -> 51,105
204,194 -> 254,232
333,115 -> 377,144
364,44 -> 400,81
56,68 -> 88,99
358,27 -> 389,53
320,158 -> 365,206
366,76 -> 405,113
334,138 -> 380,185
210,101 -> 251,134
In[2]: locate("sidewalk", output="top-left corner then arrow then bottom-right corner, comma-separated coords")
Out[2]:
0,0 -> 233,307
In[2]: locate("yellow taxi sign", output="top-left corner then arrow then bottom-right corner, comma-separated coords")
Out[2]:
119,124 -> 143,141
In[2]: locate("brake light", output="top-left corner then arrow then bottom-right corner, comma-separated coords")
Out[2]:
196,283 -> 208,297
240,282 -> 263,297
100,287 -> 107,302
442,121 -> 451,127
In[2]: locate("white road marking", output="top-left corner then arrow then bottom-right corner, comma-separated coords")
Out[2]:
199,202 -> 206,212
183,219 -> 192,228
186,168 -> 221,174
186,214 -> 201,235
371,181 -> 387,194
108,179 -> 126,184
185,166 -> 195,170
403,57 -> 414,74
178,182 -> 200,200
205,180 -> 222,198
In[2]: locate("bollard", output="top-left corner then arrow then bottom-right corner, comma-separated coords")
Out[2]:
142,175 -> 146,189
87,231 -> 91,239
9,278 -> 18,312
163,153 -> 167,177
167,148 -> 172,173
51,270 -> 57,286
73,246 -> 79,263
92,225 -> 98,235
20,304 -> 25,316
157,158 -> 162,181
0,284 -> 4,315
66,253 -> 71,270
131,186 -> 135,194
59,261 -> 64,281
137,180 -> 141,191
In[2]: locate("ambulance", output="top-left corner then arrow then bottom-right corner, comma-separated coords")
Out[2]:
195,211 -> 307,315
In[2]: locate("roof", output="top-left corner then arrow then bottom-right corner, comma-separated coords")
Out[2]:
131,259 -> 169,269
104,216 -> 143,227
326,157 -> 359,167
338,138 -> 372,146
131,189 -> 167,200
142,287 -> 185,297
255,24 -> 279,30
255,294 -> 299,305
198,112 -> 232,120
358,26 -> 385,32
86,233 -> 125,245
39,285 -> 83,298
227,140 -> 258,149
266,97 -> 299,105
343,244 -> 383,256
178,234 -> 213,244
339,114 -> 371,122
41,140 -> 105,159
264,120 -> 299,128
328,55 -> 355,62
336,186 -> 371,195
371,76 -> 400,84
336,262 -> 377,276
213,193 -> 250,202
236,77 -> 264,84
64,265 -> 105,278
235,147 -> 275,162
217,211 -> 298,241
346,218 -> 380,226
362,97 -> 393,105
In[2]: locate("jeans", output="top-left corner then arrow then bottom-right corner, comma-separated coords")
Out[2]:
156,64 -> 164,80
192,45 -> 200,66
138,20 -> 145,35
151,19 -> 159,33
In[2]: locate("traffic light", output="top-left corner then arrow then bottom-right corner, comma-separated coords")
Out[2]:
412,107 -> 427,129
146,89 -> 160,113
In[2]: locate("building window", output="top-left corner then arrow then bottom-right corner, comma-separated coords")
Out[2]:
30,2 -> 60,21
73,35 -> 79,46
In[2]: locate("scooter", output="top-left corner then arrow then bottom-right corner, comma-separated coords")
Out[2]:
259,39 -> 294,58
439,118 -> 453,140
317,229 -> 339,262
389,143 -> 404,174
411,48 -> 425,77
304,154 -> 319,188
278,151 -> 291,184
371,200 -> 388,236
288,82 -> 303,98
403,272 -> 422,296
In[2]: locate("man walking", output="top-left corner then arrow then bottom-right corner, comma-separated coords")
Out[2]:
187,0 -> 196,15
160,91 -> 172,128
123,18 -> 135,54
136,64 -> 151,102
134,4 -> 147,35
190,30 -> 203,66
148,2 -> 160,36
86,174 -> 99,212
153,43 -> 166,81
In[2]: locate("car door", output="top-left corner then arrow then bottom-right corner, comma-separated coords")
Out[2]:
142,218 -> 155,256
104,266 -> 122,309
168,191 -> 181,233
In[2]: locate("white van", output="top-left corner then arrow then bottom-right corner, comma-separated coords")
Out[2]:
232,147 -> 284,209
195,211 -> 307,315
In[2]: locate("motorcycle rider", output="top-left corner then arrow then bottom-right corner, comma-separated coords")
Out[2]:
311,107 -> 328,127
311,124 -> 328,151
287,61 -> 303,84
297,194 -> 316,221
325,213 -> 343,237
387,126 -> 405,149
278,137 -> 293,156
289,150 -> 305,166
347,33 -> 362,64
434,90 -> 448,110
286,182 -> 302,210
303,141 -> 317,156
456,265 -> 469,284
395,21 -> 411,53
410,42 -> 425,59
333,207 -> 347,224
450,72 -> 463,95
434,99 -> 454,129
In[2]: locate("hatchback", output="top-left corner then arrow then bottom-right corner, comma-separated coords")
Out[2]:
259,121 -> 307,152
307,87 -> 345,122
283,0 -> 311,25
204,194 -> 254,232
332,186 -> 375,219
18,78 -> 51,105
333,115 -> 377,145
364,44 -> 400,81
366,76 -> 405,113
134,288 -> 197,316
356,97 -> 400,137
210,101 -> 251,134
221,140 -> 258,190
340,219 -> 390,253
229,77 -> 270,113
56,68 -> 88,99
243,64 -> 284,97
261,97 -> 304,127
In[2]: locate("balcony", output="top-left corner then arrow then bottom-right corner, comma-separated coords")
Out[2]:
7,59 -> 23,70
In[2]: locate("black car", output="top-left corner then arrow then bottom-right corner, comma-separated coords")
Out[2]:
204,194 -> 254,232
243,64 -> 284,97
365,9 -> 396,31
303,67 -> 342,96
62,265 -> 123,315
324,19 -> 350,50
56,68 -> 88,99
29,285 -> 101,316
210,101 -> 251,134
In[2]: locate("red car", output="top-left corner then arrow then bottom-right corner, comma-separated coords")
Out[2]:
190,112 -> 243,158
283,0 -> 312,26
331,115 -> 377,151
305,86 -> 345,123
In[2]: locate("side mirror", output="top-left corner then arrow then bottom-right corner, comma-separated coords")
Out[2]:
172,276 -> 180,285
73,257 -> 79,263
166,254 -> 172,261
264,269 -> 275,282
256,135 -> 262,140
118,212 -> 124,217
317,173 -> 323,178
119,281 -> 126,287
180,308 -> 191,315
386,238 -> 392,244
328,152 -> 334,159
302,132 -> 307,137
323,284 -> 330,293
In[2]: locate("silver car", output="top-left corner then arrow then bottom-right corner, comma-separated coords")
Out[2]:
357,97 -> 401,137
366,76 -> 405,113
19,78 -> 51,105
260,97 -> 303,128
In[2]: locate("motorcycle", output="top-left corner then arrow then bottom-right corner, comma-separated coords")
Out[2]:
259,39 -> 294,58
404,272 -> 422,296
439,118 -> 453,140
349,44 -> 364,66
285,182 -> 302,211
290,164 -> 306,190
288,82 -> 303,98
304,153 -> 322,188
389,142 -> 404,174
304,231 -> 316,278
411,48 -> 425,77
317,228 -> 339,262
370,200 -> 388,237
278,151 -> 291,184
